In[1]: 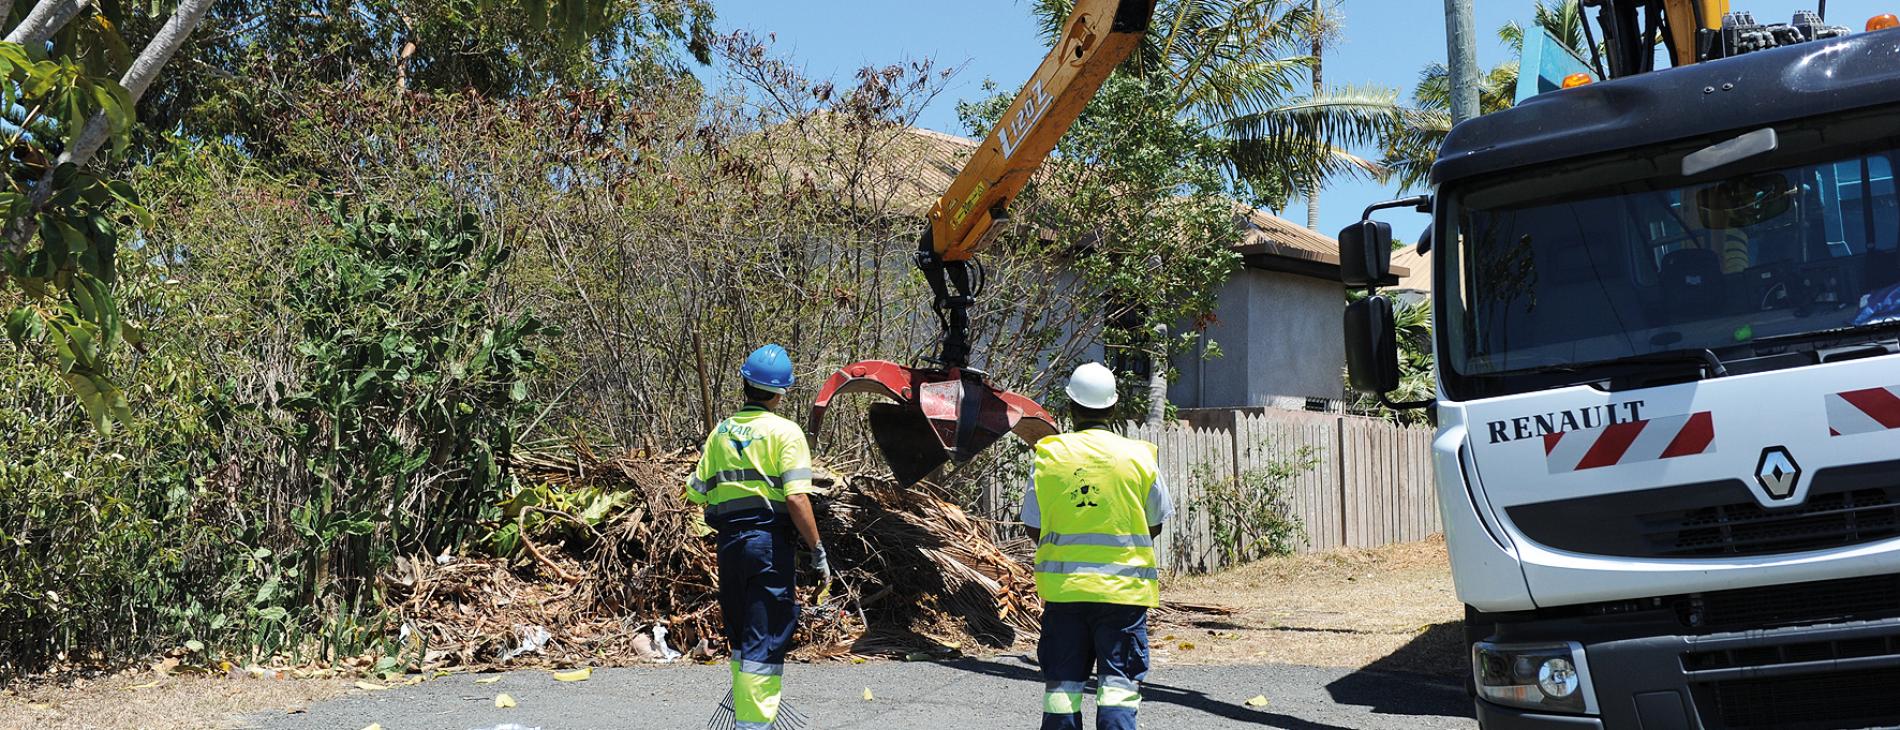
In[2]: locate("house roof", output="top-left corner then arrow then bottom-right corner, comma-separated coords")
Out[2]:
739,115 -> 977,217
1390,243 -> 1431,293
766,119 -> 1383,283
885,127 -> 976,215
1233,206 -> 1408,282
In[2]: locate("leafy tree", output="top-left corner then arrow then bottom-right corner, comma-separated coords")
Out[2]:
281,202 -> 550,602
1031,0 -> 1401,211
963,72 -> 1240,413
1,0 -> 688,429
1379,0 -> 1589,192
144,0 -> 716,146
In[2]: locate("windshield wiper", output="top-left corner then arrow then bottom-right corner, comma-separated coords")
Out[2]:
1743,319 -> 1900,351
1490,348 -> 1729,380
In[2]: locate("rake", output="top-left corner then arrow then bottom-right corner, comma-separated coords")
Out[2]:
705,688 -> 810,730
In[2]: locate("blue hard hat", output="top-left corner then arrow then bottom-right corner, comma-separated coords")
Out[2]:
740,344 -> 795,392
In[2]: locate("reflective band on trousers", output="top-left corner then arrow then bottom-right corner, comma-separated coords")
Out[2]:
1099,678 -> 1141,709
1044,681 -> 1085,714
1039,531 -> 1153,548
1034,560 -> 1160,581
738,659 -> 784,676
706,496 -> 788,517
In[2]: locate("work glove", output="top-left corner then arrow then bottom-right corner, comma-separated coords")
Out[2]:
805,543 -> 831,578
805,543 -> 833,600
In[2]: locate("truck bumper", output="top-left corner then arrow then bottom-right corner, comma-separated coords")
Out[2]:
1476,702 -> 1605,729
1483,615 -> 1900,729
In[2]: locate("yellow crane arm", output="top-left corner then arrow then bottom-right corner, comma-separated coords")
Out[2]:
1664,0 -> 1729,66
928,0 -> 1156,262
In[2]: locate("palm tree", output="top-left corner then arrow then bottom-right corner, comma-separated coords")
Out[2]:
1031,0 -> 1402,212
1302,0 -> 1341,230
1378,0 -> 1590,192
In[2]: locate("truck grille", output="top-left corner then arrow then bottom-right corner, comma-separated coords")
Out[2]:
1699,667 -> 1900,730
1683,624 -> 1900,671
1508,461 -> 1900,559
1689,573 -> 1900,632
1666,488 -> 1900,557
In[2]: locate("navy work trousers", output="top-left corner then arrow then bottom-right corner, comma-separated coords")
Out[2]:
717,527 -> 798,728
1038,601 -> 1150,730
717,526 -> 798,666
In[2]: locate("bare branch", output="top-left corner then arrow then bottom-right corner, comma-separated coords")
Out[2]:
5,0 -> 86,46
58,0 -> 215,168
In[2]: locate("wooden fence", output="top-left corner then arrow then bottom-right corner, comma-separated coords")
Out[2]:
1122,410 -> 1440,575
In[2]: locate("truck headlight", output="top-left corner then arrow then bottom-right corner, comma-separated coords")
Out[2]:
1473,641 -> 1594,714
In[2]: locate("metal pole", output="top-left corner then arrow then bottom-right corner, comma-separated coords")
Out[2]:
1444,0 -> 1481,124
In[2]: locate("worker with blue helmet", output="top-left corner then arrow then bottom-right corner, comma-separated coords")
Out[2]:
686,344 -> 829,729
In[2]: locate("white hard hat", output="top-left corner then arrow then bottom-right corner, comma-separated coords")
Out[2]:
1064,362 -> 1119,409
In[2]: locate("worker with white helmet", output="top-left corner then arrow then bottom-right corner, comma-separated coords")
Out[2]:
1020,362 -> 1172,730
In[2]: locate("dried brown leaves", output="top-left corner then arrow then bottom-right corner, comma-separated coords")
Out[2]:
386,446 -> 1041,670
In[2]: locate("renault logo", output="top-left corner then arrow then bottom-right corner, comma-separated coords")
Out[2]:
1755,447 -> 1802,501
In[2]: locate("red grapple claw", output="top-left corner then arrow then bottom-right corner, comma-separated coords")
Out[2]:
809,361 -> 1057,486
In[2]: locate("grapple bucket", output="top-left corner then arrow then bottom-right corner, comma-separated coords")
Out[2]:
810,360 -> 1057,486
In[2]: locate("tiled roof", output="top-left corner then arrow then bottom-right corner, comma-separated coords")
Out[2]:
1233,206 -> 1409,279
764,119 -> 1382,280
1390,243 -> 1431,292
1235,205 -> 1343,268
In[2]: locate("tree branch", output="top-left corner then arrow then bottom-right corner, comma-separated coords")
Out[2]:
5,0 -> 86,46
58,0 -> 215,169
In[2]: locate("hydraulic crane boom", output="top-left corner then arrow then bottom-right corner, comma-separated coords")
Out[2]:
1584,0 -> 1847,80
811,0 -> 1158,486
929,0 -> 1154,263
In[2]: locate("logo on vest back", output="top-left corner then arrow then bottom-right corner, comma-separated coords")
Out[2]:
1067,468 -> 1100,508
718,421 -> 757,453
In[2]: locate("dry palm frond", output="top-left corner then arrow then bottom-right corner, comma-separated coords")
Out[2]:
386,441 -> 1041,671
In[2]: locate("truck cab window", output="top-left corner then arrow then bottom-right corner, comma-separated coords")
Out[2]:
1440,119 -> 1900,397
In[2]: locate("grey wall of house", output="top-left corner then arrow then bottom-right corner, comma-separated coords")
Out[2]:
1170,268 -> 1347,409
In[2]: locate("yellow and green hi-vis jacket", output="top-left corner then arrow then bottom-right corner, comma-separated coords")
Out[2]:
685,404 -> 822,531
1031,427 -> 1162,607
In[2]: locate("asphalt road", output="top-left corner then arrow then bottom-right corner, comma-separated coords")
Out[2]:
242,655 -> 1475,730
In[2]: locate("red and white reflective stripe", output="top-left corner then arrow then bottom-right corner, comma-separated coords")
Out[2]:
1542,411 -> 1715,474
1826,386 -> 1900,437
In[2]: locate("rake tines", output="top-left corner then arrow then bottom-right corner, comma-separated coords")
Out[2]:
705,688 -> 810,730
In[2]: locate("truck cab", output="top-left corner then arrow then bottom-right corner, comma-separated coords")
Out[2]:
1345,24 -> 1900,730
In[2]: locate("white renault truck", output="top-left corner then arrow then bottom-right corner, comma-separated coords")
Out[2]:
1342,5 -> 1900,729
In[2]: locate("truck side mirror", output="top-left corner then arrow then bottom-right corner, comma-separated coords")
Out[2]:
1345,295 -> 1401,394
1340,221 -> 1395,287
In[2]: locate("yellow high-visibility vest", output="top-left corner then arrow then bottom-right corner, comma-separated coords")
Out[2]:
685,405 -> 820,529
1031,428 -> 1161,607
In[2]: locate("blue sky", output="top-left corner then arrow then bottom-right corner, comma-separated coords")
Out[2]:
704,1 -> 1890,240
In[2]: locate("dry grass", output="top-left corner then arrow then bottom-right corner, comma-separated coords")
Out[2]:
0,672 -> 351,730
1152,536 -> 1465,678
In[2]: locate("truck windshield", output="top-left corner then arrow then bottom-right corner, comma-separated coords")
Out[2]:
1443,125 -> 1900,383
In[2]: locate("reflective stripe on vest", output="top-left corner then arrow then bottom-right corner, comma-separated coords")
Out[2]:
1039,531 -> 1153,548
692,469 -> 783,495
705,496 -> 788,518
1034,560 -> 1160,581
1032,429 -> 1162,607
